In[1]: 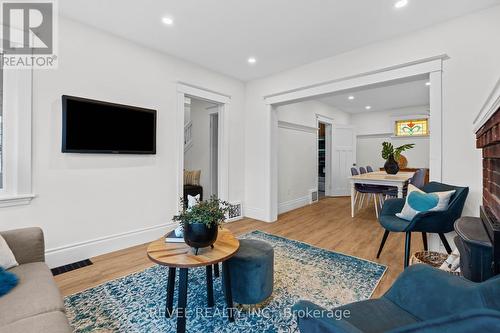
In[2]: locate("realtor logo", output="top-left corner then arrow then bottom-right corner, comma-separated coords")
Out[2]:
1,0 -> 58,68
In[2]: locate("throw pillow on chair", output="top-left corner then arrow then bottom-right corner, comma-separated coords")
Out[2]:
396,184 -> 455,221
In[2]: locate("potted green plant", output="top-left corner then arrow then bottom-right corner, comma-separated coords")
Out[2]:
381,142 -> 415,174
172,196 -> 234,255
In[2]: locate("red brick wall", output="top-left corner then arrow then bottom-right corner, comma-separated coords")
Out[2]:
477,108 -> 500,222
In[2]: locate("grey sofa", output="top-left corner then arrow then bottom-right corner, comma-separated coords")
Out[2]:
0,228 -> 72,333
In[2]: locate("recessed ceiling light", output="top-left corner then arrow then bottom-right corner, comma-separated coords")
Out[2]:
348,96 -> 355,100
425,81 -> 431,86
365,106 -> 372,110
394,0 -> 408,9
247,57 -> 257,64
162,17 -> 174,25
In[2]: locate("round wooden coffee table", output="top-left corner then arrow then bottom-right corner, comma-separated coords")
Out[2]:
147,228 -> 239,333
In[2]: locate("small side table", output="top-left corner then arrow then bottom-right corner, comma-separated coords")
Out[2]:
147,228 -> 239,333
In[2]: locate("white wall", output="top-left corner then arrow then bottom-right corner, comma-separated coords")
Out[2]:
184,99 -> 216,195
0,17 -> 245,267
276,100 -> 350,212
244,6 -> 500,221
352,106 -> 430,169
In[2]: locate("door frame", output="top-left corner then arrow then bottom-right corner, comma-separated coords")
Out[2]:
316,114 -> 333,197
263,55 -> 446,222
209,110 -> 219,198
177,83 -> 230,210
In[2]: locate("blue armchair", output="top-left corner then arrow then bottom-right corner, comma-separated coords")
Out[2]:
377,182 -> 468,267
293,264 -> 500,333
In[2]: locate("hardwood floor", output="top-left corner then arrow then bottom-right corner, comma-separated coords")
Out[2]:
55,196 -> 423,298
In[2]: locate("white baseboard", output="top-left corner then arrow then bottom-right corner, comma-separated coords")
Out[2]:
45,222 -> 175,268
278,195 -> 310,214
244,206 -> 271,222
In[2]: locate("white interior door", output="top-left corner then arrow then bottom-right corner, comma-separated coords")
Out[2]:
331,125 -> 356,196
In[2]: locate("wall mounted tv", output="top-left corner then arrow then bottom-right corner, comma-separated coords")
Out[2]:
62,95 -> 157,154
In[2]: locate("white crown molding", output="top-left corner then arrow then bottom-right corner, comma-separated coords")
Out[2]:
278,120 -> 317,133
473,76 -> 500,132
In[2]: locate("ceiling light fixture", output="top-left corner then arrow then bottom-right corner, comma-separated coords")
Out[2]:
394,0 -> 408,9
348,96 -> 355,100
247,57 -> 257,64
162,17 -> 174,25
425,81 -> 431,86
365,106 -> 372,110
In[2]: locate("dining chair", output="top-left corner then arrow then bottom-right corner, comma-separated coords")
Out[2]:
351,167 -> 386,218
377,182 -> 469,267
384,168 -> 426,198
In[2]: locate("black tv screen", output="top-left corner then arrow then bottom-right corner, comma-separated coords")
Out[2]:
62,95 -> 156,154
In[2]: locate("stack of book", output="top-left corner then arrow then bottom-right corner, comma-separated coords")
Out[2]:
165,229 -> 184,243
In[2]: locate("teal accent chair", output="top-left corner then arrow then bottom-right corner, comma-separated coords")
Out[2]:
377,182 -> 468,267
293,264 -> 500,333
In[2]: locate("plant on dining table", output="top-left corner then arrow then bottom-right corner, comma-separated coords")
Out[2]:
381,142 -> 415,174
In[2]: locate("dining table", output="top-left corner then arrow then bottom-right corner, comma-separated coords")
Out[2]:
349,170 -> 414,217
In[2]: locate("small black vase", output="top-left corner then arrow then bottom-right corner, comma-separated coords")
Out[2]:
183,221 -> 218,255
384,155 -> 400,175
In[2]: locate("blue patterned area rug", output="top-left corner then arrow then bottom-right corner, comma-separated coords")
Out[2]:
65,230 -> 386,332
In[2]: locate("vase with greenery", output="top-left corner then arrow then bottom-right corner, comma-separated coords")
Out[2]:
381,142 -> 415,174
172,196 -> 234,255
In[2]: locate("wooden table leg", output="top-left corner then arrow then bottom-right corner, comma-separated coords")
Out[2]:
222,261 -> 234,322
177,268 -> 189,333
206,265 -> 214,307
165,267 -> 176,318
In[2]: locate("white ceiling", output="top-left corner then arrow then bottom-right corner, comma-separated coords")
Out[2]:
60,0 -> 500,81
319,76 -> 430,113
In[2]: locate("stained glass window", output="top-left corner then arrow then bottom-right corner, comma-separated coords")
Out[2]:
395,119 -> 429,137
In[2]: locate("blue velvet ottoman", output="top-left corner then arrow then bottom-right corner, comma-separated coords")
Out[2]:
224,239 -> 274,305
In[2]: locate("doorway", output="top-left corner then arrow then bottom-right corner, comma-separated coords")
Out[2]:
177,82 -> 230,209
264,56 -> 445,222
317,117 -> 332,198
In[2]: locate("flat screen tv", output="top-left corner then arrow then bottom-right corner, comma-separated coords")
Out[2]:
62,95 -> 156,154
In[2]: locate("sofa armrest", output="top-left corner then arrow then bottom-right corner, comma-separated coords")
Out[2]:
0,227 -> 45,264
389,309 -> 500,333
292,300 -> 362,333
384,264 -> 482,320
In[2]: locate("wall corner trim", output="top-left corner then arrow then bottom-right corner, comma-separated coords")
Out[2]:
473,76 -> 500,132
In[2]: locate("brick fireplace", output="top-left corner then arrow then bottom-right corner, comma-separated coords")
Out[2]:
476,107 -> 500,222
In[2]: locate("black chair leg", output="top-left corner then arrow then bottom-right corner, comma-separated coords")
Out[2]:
439,233 -> 452,254
377,230 -> 390,259
421,232 -> 428,251
404,232 -> 412,268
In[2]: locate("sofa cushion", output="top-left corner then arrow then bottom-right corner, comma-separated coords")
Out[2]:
0,263 -> 65,326
0,311 -> 72,333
